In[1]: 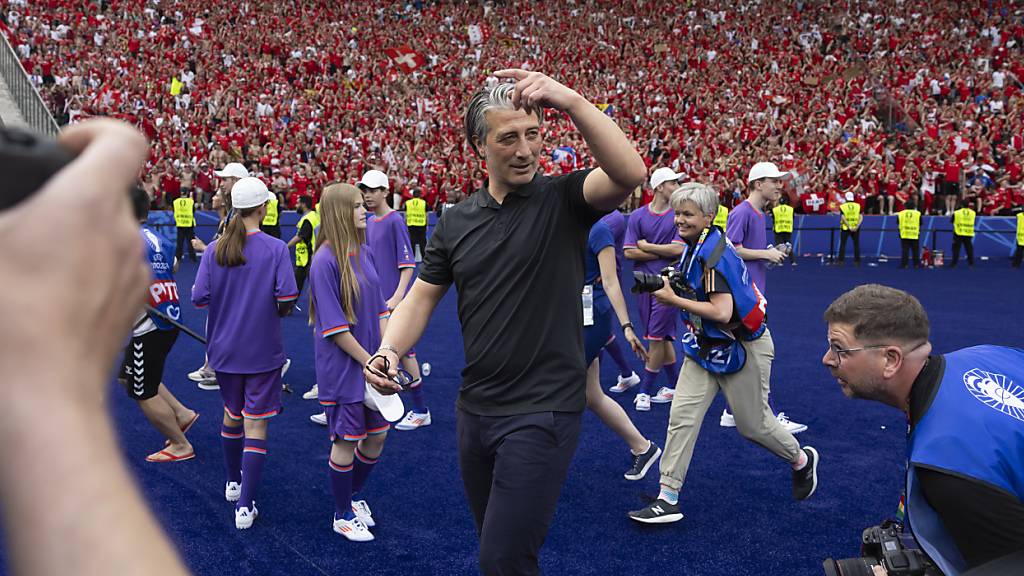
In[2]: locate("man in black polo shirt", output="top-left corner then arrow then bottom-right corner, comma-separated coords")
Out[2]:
364,69 -> 645,575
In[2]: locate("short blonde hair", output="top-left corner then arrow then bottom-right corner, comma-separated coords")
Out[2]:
669,182 -> 718,217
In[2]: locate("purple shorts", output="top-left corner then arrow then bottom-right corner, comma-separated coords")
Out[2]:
216,368 -> 283,420
637,292 -> 678,341
324,402 -> 390,442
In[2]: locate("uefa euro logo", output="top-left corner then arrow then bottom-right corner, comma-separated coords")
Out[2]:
964,369 -> 1024,423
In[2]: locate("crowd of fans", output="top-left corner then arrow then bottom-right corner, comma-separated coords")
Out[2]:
4,0 -> 1024,216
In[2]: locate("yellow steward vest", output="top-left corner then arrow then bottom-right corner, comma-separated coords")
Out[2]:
953,208 -> 976,237
173,197 -> 195,227
898,209 -> 921,240
713,205 -> 729,228
262,198 -> 279,225
406,198 -> 427,227
772,205 -> 794,233
840,201 -> 860,231
1017,213 -> 1024,246
295,211 -> 321,267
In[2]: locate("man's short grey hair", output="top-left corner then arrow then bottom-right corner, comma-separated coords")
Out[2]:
669,182 -> 719,217
464,82 -> 543,156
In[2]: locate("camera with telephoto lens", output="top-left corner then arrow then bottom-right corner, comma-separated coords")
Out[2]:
823,522 -> 941,576
631,266 -> 693,297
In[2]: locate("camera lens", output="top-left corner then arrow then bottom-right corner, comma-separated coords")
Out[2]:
822,558 -> 879,576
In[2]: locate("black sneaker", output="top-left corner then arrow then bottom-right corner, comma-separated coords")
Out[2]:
792,446 -> 819,500
624,441 -> 662,481
628,498 -> 683,524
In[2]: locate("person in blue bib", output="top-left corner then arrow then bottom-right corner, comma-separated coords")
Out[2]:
629,182 -> 819,524
823,285 -> 1024,575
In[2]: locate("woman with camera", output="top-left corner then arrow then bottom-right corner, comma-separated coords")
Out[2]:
628,182 -> 820,524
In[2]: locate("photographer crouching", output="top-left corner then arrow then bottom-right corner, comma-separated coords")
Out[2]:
822,285 -> 1024,575
628,182 -> 819,524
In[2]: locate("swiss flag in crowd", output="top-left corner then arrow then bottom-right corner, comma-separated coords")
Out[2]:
385,45 -> 426,74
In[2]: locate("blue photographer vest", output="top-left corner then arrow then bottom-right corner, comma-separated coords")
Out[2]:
906,345 -> 1024,576
677,227 -> 767,374
142,227 -> 181,331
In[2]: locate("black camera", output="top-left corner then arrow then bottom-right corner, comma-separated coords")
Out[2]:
823,523 -> 941,576
0,127 -> 74,211
631,266 -> 691,296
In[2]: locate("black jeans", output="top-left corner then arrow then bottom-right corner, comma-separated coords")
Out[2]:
1014,245 -> 1023,268
294,264 -> 309,295
175,226 -> 196,261
838,229 -> 860,263
457,409 -> 582,576
951,235 -> 974,266
901,239 -> 920,268
773,231 -> 795,263
409,226 -> 427,261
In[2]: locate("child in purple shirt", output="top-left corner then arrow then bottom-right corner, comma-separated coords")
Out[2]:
599,209 -> 642,392
191,177 -> 298,530
361,171 -> 430,430
310,183 -> 392,542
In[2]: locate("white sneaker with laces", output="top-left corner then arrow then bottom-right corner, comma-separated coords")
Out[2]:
225,481 -> 241,502
634,393 -> 651,412
310,411 -> 328,426
188,366 -> 215,382
394,410 -> 431,431
776,412 -> 808,434
720,409 -> 736,427
302,383 -> 319,400
351,500 -> 375,527
334,516 -> 374,542
235,504 -> 258,530
609,372 -> 641,393
650,386 -> 674,403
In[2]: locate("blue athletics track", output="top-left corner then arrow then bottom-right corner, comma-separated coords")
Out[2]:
24,216 -> 1024,576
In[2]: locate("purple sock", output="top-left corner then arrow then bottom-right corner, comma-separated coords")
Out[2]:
329,458 -> 355,520
352,447 -> 379,495
238,438 -> 267,510
640,368 -> 659,395
661,361 -> 680,389
408,381 -> 428,414
603,338 -> 633,378
221,423 -> 244,484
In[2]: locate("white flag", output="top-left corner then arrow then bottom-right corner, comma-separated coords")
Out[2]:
468,24 -> 483,46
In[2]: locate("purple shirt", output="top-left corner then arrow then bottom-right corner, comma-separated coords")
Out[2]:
365,210 -> 416,298
725,200 -> 768,296
310,244 -> 389,405
192,230 -> 297,373
624,203 -> 683,273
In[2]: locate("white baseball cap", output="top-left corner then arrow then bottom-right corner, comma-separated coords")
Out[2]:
844,192 -> 855,202
214,162 -> 250,179
364,381 -> 405,422
747,161 -> 789,183
650,167 -> 682,190
358,169 -> 390,190
230,177 -> 274,209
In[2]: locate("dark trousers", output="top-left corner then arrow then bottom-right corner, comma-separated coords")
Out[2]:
838,229 -> 860,263
900,239 -> 920,268
457,409 -> 582,576
951,235 -> 974,267
773,231 -> 796,263
175,226 -> 196,261
294,264 -> 309,295
409,226 -> 427,261
1014,245 -> 1023,268
261,224 -> 280,238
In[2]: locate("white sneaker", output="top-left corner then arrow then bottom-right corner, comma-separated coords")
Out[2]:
720,409 -> 736,427
302,383 -> 319,400
609,372 -> 640,393
651,387 -> 674,403
351,500 -> 375,527
634,393 -> 651,411
310,411 -> 327,426
188,366 -> 215,382
197,380 -> 219,391
333,515 -> 374,542
235,504 -> 258,530
280,358 -> 291,377
776,412 -> 808,434
225,481 -> 241,502
394,410 -> 431,431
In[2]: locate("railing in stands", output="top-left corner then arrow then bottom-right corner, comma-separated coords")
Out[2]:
0,33 -> 60,136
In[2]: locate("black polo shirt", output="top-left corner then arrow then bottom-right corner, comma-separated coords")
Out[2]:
419,169 -> 601,416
